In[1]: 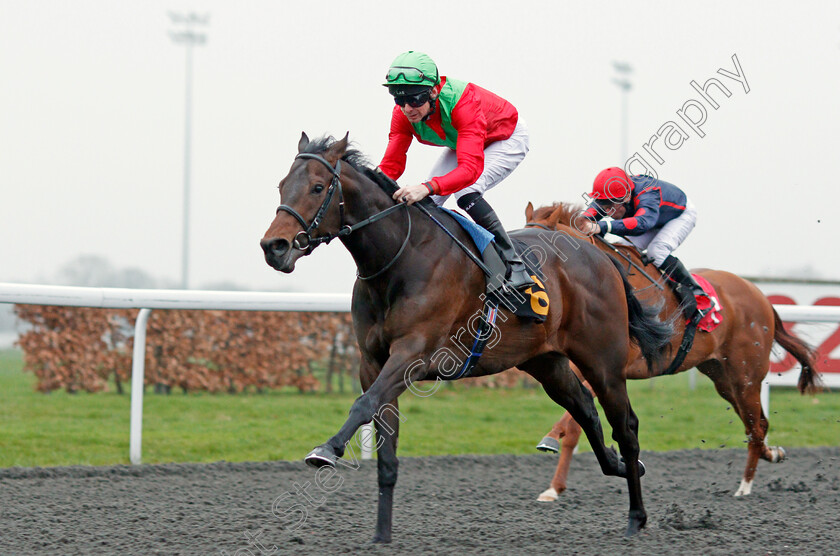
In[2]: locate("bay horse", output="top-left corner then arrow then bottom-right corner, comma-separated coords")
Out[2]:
261,133 -> 673,541
524,201 -> 820,502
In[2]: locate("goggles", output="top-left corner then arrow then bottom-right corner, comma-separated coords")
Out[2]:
385,65 -> 437,85
394,90 -> 431,108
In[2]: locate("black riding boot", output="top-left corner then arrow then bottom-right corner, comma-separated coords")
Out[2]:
658,254 -> 706,322
458,193 -> 535,292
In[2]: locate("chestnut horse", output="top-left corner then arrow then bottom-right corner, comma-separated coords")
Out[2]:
524,201 -> 820,502
261,134 -> 673,540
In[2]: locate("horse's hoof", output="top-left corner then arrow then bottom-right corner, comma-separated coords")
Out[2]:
625,520 -> 645,537
537,487 -> 559,502
536,436 -> 560,453
372,535 -> 392,544
618,456 -> 646,478
304,445 -> 337,468
734,478 -> 753,496
625,513 -> 647,537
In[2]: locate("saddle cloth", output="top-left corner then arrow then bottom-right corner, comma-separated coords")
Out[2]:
692,273 -> 722,332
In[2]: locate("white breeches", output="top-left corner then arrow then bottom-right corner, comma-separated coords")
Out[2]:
428,119 -> 530,206
625,199 -> 697,266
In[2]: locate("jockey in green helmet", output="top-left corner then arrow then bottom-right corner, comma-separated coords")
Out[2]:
378,51 -> 535,292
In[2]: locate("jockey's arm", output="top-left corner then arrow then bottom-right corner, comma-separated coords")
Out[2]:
378,106 -> 415,181
426,89 -> 488,196
606,187 -> 661,236
583,204 -> 605,222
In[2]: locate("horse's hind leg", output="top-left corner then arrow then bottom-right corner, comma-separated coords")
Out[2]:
591,375 -> 647,536
525,352 -> 647,536
699,359 -> 784,497
520,355 -> 625,482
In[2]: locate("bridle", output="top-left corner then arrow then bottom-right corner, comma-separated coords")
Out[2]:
276,153 -> 348,251
275,153 -> 411,280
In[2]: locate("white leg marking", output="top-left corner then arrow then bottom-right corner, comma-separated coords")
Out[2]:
734,478 -> 753,497
537,487 -> 559,502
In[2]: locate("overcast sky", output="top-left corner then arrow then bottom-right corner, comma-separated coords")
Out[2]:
1,1 -> 838,293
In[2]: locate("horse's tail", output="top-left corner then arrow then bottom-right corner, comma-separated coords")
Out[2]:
772,308 -> 822,394
607,256 -> 673,366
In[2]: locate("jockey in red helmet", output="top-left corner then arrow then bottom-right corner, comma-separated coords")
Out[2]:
580,167 -> 707,322
378,51 -> 534,292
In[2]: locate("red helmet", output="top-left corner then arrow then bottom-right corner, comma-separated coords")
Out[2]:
590,167 -> 632,200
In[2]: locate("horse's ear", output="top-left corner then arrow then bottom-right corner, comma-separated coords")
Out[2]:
298,132 -> 310,153
548,204 -> 565,227
525,201 -> 534,222
325,132 -> 349,163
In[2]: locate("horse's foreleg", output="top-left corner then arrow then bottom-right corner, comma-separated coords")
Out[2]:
537,414 -> 582,502
537,376 -> 595,500
372,398 -> 400,543
306,348 -> 416,467
536,419 -> 568,453
537,377 -> 593,453
305,340 -> 426,544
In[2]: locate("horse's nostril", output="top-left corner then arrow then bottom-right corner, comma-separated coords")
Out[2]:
261,238 -> 290,258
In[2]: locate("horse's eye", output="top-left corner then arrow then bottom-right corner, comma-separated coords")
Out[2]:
311,183 -> 325,194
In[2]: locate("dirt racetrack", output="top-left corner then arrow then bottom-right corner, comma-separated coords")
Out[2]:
1,447 -> 839,555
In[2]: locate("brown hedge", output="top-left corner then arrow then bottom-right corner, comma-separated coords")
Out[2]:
14,305 -> 530,393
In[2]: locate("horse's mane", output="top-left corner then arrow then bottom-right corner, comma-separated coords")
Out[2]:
302,135 -> 399,196
532,202 -> 584,227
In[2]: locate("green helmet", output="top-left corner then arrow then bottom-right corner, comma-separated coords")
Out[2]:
383,51 -> 440,96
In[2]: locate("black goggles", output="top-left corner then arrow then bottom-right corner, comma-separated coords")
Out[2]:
394,90 -> 431,108
595,198 -> 624,208
385,65 -> 437,85
596,198 -> 620,206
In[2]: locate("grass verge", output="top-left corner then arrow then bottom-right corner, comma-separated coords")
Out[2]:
1,349 -> 837,467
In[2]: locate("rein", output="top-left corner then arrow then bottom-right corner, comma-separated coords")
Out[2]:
525,221 -> 663,291
525,221 -> 552,231
592,235 -> 664,291
278,153 -> 497,281
377,172 -> 496,279
276,153 -> 411,280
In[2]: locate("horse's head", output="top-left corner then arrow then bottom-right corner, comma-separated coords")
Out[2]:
261,132 -> 352,273
524,201 -> 584,231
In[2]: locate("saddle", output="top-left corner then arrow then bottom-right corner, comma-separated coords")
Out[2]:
437,207 -> 549,323
372,172 -> 549,322
592,237 -> 721,375
415,207 -> 549,380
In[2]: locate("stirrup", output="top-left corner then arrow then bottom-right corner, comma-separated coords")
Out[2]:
694,291 -> 712,318
687,304 -> 711,327
507,265 -> 536,292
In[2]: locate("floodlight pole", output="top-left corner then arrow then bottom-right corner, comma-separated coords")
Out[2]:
169,13 -> 208,290
612,61 -> 633,163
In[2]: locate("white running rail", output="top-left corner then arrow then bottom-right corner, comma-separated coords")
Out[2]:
1,282 -> 839,464
0,283 -> 363,464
